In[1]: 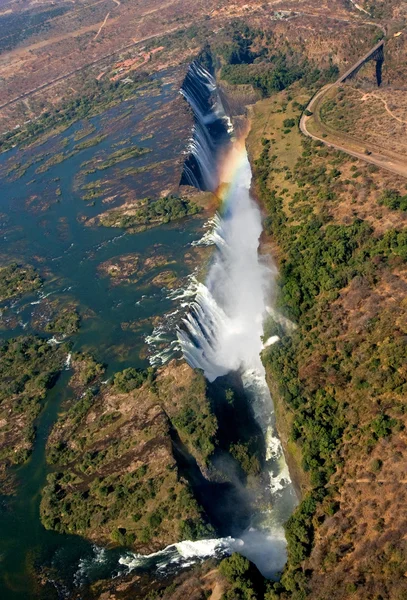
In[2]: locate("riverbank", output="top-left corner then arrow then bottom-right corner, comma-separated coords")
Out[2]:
246,84 -> 407,599
245,92 -> 311,500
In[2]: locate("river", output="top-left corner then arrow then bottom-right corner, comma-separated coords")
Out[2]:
0,61 -> 297,597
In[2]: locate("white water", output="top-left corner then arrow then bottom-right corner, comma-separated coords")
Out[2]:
119,147 -> 298,581
119,533 -> 288,579
178,150 -> 272,382
73,67 -> 298,586
181,61 -> 231,191
176,147 -> 298,577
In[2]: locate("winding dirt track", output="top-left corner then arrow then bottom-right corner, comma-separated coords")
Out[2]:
300,40 -> 407,180
360,91 -> 407,125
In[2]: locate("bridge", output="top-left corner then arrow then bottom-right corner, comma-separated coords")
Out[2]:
338,39 -> 384,83
299,37 -> 407,180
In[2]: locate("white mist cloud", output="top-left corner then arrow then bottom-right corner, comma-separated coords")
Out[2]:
178,150 -> 273,381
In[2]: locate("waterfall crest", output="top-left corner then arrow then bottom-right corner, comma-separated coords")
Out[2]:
180,61 -> 231,191
178,143 -> 298,577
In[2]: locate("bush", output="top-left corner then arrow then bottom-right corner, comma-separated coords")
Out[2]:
113,367 -> 150,392
378,189 -> 407,212
219,553 -> 265,600
220,553 -> 251,580
370,414 -> 397,440
370,458 -> 383,473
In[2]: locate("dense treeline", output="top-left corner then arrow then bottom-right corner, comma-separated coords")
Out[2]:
252,129 -> 407,598
214,21 -> 339,97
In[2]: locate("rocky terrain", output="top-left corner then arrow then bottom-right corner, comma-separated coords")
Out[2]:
247,83 -> 407,598
0,0 -> 395,133
1,1 -> 407,599
41,359 -> 218,551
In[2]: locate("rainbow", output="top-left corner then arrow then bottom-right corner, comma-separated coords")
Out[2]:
215,136 -> 250,213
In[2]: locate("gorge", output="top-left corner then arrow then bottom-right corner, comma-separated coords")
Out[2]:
2,4 -> 407,599
175,62 -> 298,577
117,59 -> 299,582
0,58 -> 297,597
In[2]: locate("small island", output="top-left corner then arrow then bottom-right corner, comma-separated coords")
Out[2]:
91,195 -> 201,233
0,263 -> 42,303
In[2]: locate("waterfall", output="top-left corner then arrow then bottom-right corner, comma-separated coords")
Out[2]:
177,145 -> 298,577
178,149 -> 271,382
180,61 -> 231,191
77,67 -> 298,585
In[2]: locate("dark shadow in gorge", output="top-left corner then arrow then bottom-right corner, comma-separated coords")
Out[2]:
207,372 -> 266,475
376,57 -> 384,87
170,425 -> 252,537
179,60 -> 231,192
169,372 -> 268,538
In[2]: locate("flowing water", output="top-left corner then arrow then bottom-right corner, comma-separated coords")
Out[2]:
180,62 -> 231,191
0,71 -> 213,598
122,64 -> 298,579
177,144 -> 298,577
177,63 -> 298,577
0,62 -> 297,596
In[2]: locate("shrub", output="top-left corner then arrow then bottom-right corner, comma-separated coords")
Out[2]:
370,458 -> 383,473
113,367 -> 149,392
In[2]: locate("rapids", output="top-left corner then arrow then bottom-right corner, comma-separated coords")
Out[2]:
178,149 -> 270,382
174,63 -> 298,578
0,58 -> 297,595
175,146 -> 298,578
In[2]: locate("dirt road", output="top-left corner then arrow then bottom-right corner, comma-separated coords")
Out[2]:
300,44 -> 407,180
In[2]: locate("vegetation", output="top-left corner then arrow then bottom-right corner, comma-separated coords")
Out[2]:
318,84 -> 407,160
215,21 -> 339,98
0,336 -> 66,490
0,75 -> 151,153
378,189 -> 407,212
44,308 -> 80,335
73,122 -> 96,141
41,363 -> 215,549
83,144 -> 151,171
205,379 -> 264,483
99,195 -> 201,231
33,134 -> 111,174
156,367 -> 218,466
69,352 -> 105,390
113,367 -> 151,392
221,60 -> 304,96
229,442 -> 261,476
0,263 -> 42,302
74,134 -> 107,152
247,92 -> 407,598
0,6 -> 70,54
218,553 -> 266,600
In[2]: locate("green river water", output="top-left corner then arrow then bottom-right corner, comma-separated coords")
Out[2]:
0,73 -> 207,598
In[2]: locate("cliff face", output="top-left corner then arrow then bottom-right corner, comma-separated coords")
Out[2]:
7,5 -> 405,597
40,354 -> 266,553
247,85 -> 407,599
41,359 -> 217,552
